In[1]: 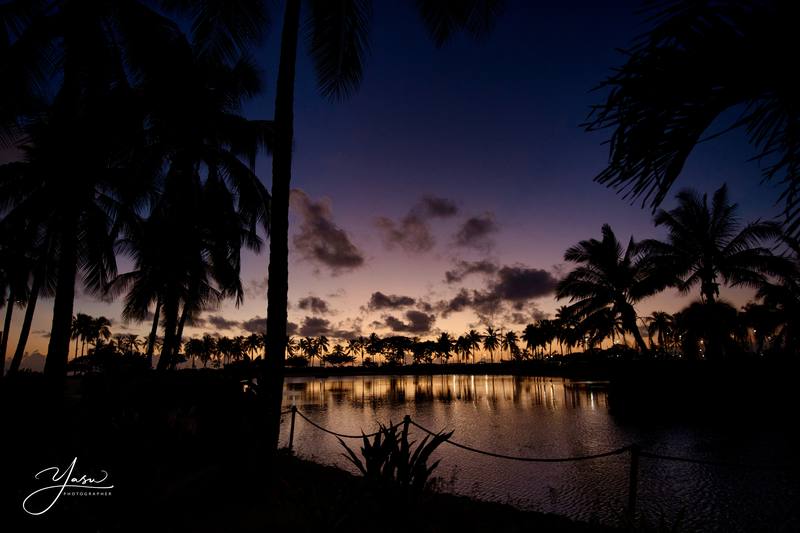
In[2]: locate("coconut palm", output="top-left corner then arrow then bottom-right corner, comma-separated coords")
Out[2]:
465,329 -> 482,364
454,335 -> 470,364
482,327 -> 499,363
585,1 -> 800,237
262,0 -> 504,452
642,185 -> 782,304
647,311 -> 675,352
435,332 -> 453,365
501,330 -> 519,361
521,323 -> 540,360
757,235 -> 800,355
557,224 -> 672,353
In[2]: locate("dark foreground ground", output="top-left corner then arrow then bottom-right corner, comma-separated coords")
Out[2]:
0,372 -> 616,533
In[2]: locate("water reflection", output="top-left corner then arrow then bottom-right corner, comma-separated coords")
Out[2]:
285,375 -> 608,411
279,374 -> 797,532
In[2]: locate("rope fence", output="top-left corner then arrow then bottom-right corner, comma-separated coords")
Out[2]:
280,406 -> 797,521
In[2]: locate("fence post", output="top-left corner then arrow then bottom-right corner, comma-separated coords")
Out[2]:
288,405 -> 297,452
402,414 -> 411,437
627,444 -> 640,524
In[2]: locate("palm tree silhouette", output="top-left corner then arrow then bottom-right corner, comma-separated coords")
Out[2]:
501,330 -> 519,361
585,1 -> 800,236
482,327 -> 499,363
465,329 -> 482,364
435,332 -> 454,365
646,312 -> 674,353
757,235 -> 800,355
642,185 -> 782,304
262,0 -> 504,451
557,224 -> 671,354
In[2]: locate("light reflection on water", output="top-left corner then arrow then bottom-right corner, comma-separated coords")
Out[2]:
279,375 -> 798,532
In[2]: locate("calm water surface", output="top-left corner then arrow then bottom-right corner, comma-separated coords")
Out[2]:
278,375 -> 798,531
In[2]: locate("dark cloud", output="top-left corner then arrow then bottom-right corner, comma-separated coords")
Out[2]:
376,215 -> 434,253
445,259 -> 499,283
437,265 -> 557,324
376,195 -> 459,253
241,316 -> 266,334
454,213 -> 498,250
489,266 -> 557,302
384,310 -> 435,334
298,296 -> 330,314
367,291 -> 415,310
291,189 -> 365,273
287,322 -> 299,336
206,315 -> 238,330
419,196 -> 458,217
299,317 -> 332,337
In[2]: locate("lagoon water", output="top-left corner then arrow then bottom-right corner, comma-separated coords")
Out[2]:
278,374 -> 797,531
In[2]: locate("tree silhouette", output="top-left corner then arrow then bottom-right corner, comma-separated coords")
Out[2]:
482,326 -> 499,363
641,184 -> 783,304
585,0 -> 800,236
557,224 -> 671,353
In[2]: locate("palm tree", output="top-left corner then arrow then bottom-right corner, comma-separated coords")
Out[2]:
435,332 -> 453,365
647,312 -> 674,352
2,1 -> 267,381
315,335 -> 330,367
757,235 -> 800,355
501,330 -> 519,361
465,329 -> 481,364
585,1 -> 800,237
262,0 -> 504,453
366,333 -> 382,365
521,323 -> 540,360
482,327 -> 499,363
454,335 -> 470,364
642,185 -> 783,304
557,224 -> 672,353
87,316 -> 112,352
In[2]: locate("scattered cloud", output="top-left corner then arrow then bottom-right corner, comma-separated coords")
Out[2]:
383,310 -> 435,334
206,315 -> 239,330
437,264 -> 557,325
445,259 -> 499,283
298,296 -> 330,314
367,291 -> 415,311
453,212 -> 498,251
299,317 -> 332,337
291,189 -> 365,273
489,266 -> 557,303
240,316 -> 266,334
376,195 -> 459,253
245,277 -> 269,299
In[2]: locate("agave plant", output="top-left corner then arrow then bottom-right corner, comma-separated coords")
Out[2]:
338,421 -> 453,492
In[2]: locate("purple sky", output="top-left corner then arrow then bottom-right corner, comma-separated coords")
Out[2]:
4,0 -> 784,358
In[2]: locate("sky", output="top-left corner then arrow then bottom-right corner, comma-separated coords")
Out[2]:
3,0 -> 786,361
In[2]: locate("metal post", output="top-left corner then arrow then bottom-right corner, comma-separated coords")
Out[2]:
288,405 -> 297,452
627,444 -> 640,525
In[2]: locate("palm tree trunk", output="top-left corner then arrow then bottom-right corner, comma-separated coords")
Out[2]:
146,297 -> 161,369
45,227 -> 78,383
1,288 -> 15,377
264,0 -> 301,455
8,268 -> 43,375
157,292 -> 179,371
174,303 -> 189,363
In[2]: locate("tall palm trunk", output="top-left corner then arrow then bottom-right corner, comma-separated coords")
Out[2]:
264,0 -> 301,454
622,306 -> 648,354
1,288 -> 15,377
8,266 -> 43,375
174,302 -> 189,364
44,225 -> 78,382
146,296 -> 161,369
157,292 -> 179,371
